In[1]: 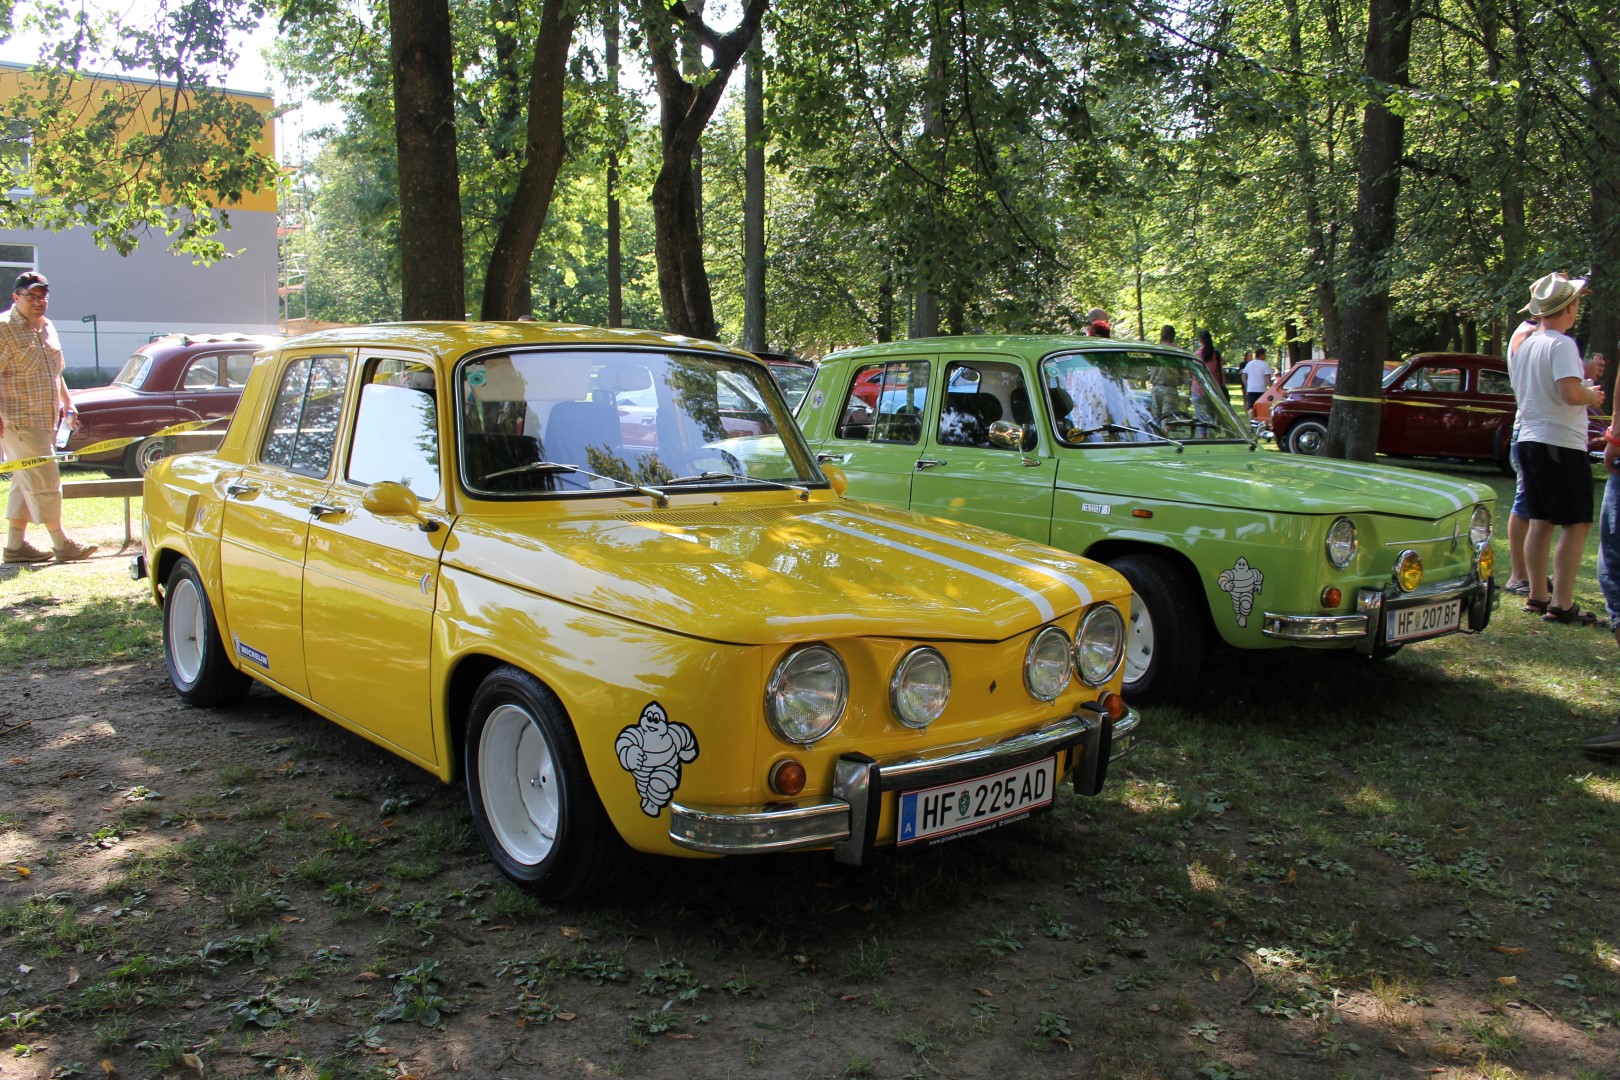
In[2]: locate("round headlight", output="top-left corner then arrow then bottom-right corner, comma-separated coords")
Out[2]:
1074,604 -> 1126,686
1024,626 -> 1073,702
1470,504 -> 1491,547
1326,517 -> 1357,569
1394,549 -> 1423,592
891,646 -> 951,729
765,644 -> 847,745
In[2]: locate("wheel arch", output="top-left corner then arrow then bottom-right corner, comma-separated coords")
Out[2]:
1081,539 -> 1217,637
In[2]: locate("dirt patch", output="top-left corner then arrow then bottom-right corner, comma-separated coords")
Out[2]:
1,551 -> 1618,1079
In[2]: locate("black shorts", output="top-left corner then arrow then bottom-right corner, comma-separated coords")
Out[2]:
1517,440 -> 1594,525
1244,391 -> 1262,411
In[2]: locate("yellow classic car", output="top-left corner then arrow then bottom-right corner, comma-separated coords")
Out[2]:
136,323 -> 1139,898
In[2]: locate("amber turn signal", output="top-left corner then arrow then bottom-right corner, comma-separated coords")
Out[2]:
769,759 -> 807,797
1098,691 -> 1128,722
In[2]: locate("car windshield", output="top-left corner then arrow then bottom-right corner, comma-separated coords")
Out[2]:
458,348 -> 824,496
1042,349 -> 1251,444
114,352 -> 155,389
771,364 -> 815,409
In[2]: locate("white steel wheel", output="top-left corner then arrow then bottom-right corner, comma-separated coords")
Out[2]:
1108,554 -> 1207,706
477,702 -> 561,866
463,666 -> 631,898
162,558 -> 251,707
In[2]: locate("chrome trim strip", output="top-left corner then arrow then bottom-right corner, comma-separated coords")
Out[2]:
1261,577 -> 1485,644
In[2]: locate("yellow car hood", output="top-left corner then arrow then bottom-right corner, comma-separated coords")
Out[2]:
445,499 -> 1120,645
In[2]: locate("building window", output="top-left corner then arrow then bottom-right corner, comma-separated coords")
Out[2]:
0,243 -> 36,287
1,120 -> 31,195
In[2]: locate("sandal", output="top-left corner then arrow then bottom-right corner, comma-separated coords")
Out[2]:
1523,598 -> 1550,613
1542,604 -> 1602,626
1504,580 -> 1532,596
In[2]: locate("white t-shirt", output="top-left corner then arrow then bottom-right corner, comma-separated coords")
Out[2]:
1242,358 -> 1271,393
1509,327 -> 1587,450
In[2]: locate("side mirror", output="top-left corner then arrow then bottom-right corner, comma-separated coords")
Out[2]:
987,420 -> 1025,450
821,464 -> 849,497
362,481 -> 440,532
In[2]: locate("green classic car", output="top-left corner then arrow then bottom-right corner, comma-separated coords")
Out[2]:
798,336 -> 1497,703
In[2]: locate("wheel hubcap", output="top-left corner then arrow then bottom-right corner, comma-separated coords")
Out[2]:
167,578 -> 204,684
1295,427 -> 1325,454
479,703 -> 559,866
1124,599 -> 1155,685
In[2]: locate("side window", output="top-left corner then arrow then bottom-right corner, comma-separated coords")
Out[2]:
939,361 -> 1029,450
348,360 -> 439,501
182,355 -> 222,391
1478,368 -> 1512,396
224,353 -> 255,387
261,355 -> 350,476
837,361 -> 929,443
1411,366 -> 1462,393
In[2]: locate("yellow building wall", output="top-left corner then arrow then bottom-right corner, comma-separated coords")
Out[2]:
0,64 -> 276,213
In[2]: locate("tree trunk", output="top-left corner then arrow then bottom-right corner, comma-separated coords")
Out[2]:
1588,18 -> 1620,409
480,0 -> 578,320
913,12 -> 946,339
390,0 -> 465,320
1326,0 -> 1412,460
641,0 -> 769,340
606,0 -> 623,328
742,33 -> 766,352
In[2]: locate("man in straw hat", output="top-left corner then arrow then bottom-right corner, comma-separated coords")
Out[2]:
1507,271 -> 1601,625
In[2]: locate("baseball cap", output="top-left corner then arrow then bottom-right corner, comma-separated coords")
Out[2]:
13,271 -> 49,295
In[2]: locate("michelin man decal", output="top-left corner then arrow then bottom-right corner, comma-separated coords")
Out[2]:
616,702 -> 699,817
1217,557 -> 1264,627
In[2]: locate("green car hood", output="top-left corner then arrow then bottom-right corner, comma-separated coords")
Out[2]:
1059,447 -> 1492,519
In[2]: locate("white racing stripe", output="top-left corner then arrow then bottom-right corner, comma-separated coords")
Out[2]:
1290,458 -> 1471,513
823,509 -> 1093,616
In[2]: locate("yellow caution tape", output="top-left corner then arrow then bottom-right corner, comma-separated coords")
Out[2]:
0,418 -> 225,474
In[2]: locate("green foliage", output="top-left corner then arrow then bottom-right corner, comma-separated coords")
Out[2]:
1,1 -> 279,262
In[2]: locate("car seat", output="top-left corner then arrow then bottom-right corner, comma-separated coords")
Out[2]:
542,400 -> 625,489
938,392 -> 1003,447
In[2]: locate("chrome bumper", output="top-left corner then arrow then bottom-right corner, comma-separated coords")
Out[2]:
669,704 -> 1139,865
1260,574 -> 1493,652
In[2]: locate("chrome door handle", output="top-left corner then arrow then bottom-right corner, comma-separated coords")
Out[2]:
915,458 -> 946,470
225,482 -> 259,497
308,502 -> 342,518
816,452 -> 847,464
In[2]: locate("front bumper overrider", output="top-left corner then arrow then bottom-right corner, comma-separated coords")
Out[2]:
669,703 -> 1139,865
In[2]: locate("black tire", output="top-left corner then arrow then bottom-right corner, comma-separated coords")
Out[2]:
1109,553 -> 1207,705
163,559 -> 252,707
464,666 -> 631,899
124,437 -> 167,478
1285,419 -> 1330,456
1492,424 -> 1515,477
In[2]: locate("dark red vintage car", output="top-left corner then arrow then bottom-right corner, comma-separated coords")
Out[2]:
67,333 -> 279,475
1270,351 -> 1601,474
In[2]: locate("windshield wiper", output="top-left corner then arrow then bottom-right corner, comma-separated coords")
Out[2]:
1066,423 -> 1184,449
482,460 -> 670,507
662,470 -> 811,500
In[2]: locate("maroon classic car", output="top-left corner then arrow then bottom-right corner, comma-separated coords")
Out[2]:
1270,351 -> 1601,474
68,333 -> 279,475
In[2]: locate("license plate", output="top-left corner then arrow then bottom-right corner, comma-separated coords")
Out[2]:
1387,597 -> 1462,642
897,756 -> 1058,847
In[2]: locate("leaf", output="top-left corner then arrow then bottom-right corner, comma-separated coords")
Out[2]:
1491,945 -> 1526,955
100,1060 -> 116,1076
14,866 -> 30,877
67,966 -> 79,986
1496,975 -> 1517,986
973,987 -> 994,997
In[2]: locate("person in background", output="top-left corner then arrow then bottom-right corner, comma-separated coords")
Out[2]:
1084,308 -> 1108,336
1088,319 -> 1112,338
1242,346 -> 1272,419
1589,333 -> 1620,756
1149,326 -> 1182,416
1508,272 -> 1602,625
1194,329 -> 1223,388
1159,325 -> 1177,347
0,272 -> 97,564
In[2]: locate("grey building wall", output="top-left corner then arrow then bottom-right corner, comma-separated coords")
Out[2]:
2,211 -> 278,373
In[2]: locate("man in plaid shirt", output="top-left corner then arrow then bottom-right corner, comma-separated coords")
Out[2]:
0,272 -> 97,563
